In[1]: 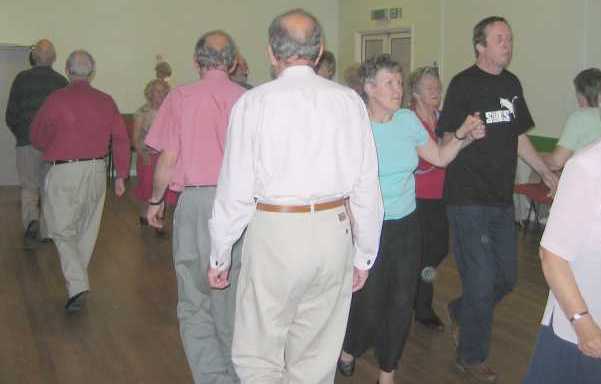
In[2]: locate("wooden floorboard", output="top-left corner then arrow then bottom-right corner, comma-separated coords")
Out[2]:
0,184 -> 548,383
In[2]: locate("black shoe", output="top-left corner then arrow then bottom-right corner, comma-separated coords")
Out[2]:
139,217 -> 149,226
455,359 -> 498,383
416,312 -> 445,332
337,357 -> 355,377
23,220 -> 40,249
65,290 -> 88,313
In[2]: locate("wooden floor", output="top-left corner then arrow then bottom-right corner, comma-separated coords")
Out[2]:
0,185 -> 548,384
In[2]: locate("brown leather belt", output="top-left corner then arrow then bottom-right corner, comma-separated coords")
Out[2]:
256,198 -> 347,213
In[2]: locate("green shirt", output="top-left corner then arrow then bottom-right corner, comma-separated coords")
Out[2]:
557,107 -> 601,151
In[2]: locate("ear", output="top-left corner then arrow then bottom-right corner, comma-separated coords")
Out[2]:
475,42 -> 485,56
313,43 -> 324,66
267,45 -> 278,66
363,81 -> 375,98
228,60 -> 238,75
192,56 -> 201,73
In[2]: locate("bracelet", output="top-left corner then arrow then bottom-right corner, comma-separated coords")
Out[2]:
454,131 -> 466,141
569,310 -> 589,323
148,196 -> 165,206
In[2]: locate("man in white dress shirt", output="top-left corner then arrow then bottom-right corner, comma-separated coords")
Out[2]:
208,8 -> 384,384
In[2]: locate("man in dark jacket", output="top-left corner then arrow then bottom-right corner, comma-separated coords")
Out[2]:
5,39 -> 68,248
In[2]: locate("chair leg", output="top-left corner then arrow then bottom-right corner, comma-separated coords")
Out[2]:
524,200 -> 535,234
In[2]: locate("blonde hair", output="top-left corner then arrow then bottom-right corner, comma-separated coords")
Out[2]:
406,66 -> 440,107
144,79 -> 170,102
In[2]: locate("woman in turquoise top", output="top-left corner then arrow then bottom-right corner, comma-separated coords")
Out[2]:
337,54 -> 485,384
544,68 -> 601,170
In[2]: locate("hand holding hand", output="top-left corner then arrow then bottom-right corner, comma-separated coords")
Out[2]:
541,170 -> 559,197
458,113 -> 485,141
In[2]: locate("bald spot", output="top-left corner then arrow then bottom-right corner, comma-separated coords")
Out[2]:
281,13 -> 316,43
205,32 -> 230,52
33,39 -> 56,66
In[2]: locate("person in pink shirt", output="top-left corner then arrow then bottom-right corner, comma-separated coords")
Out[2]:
30,50 -> 130,312
144,31 -> 245,384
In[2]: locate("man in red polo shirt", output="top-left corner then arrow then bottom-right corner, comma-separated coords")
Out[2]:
30,49 -> 130,312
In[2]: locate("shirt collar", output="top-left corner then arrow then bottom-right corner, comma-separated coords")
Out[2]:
203,69 -> 230,81
279,65 -> 316,79
69,79 -> 91,87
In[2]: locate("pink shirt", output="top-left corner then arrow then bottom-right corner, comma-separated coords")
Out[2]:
145,70 -> 245,190
30,81 -> 130,178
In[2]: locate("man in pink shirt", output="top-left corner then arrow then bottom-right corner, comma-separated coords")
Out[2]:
145,31 -> 245,384
30,50 -> 130,312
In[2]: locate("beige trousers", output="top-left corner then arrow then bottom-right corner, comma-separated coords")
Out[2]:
43,159 -> 106,298
16,145 -> 48,237
232,205 -> 354,384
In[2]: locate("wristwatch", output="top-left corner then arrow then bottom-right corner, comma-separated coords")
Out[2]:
569,310 -> 589,323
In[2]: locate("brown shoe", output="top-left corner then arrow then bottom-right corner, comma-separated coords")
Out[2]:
447,303 -> 459,347
455,360 -> 497,383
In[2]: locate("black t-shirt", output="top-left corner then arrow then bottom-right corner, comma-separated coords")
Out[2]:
439,65 -> 534,205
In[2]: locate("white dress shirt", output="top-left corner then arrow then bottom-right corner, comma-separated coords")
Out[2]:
540,138 -> 601,344
209,65 -> 384,271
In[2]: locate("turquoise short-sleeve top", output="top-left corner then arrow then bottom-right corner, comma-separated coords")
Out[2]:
371,109 -> 429,220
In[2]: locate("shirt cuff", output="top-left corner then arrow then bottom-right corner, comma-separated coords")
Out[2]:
209,245 -> 232,272
353,247 -> 376,271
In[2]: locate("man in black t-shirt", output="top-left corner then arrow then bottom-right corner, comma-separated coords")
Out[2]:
438,16 -> 558,383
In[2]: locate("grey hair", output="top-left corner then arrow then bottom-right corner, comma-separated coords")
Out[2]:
316,50 -> 336,74
406,66 -> 440,107
359,54 -> 401,85
66,50 -> 95,78
194,30 -> 237,70
268,8 -> 322,61
573,68 -> 601,107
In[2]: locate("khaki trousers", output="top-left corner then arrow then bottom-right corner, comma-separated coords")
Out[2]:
232,205 -> 354,384
173,187 -> 243,384
16,145 -> 48,237
43,160 -> 106,297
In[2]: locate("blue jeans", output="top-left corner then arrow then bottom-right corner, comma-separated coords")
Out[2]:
447,205 -> 517,364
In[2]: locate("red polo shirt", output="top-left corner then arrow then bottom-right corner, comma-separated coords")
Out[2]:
30,80 -> 130,178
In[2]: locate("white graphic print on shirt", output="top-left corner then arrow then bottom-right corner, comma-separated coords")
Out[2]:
485,96 -> 518,125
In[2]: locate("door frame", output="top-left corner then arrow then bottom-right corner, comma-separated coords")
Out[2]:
354,27 -> 413,65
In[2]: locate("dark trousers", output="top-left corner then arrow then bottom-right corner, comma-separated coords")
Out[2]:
523,325 -> 601,384
342,212 -> 421,372
414,198 -> 449,320
447,205 -> 517,364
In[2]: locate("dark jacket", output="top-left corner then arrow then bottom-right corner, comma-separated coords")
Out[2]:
5,66 -> 68,146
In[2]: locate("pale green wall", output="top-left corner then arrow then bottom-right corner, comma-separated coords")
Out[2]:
338,0 -> 601,138
442,0 -> 592,138
0,0 -> 339,112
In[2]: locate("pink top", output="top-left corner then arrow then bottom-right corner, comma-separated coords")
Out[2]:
30,80 -> 130,178
414,111 -> 446,199
145,70 -> 245,190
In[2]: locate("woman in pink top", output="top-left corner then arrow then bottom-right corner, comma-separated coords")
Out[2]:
133,79 -> 170,229
408,66 -> 449,331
